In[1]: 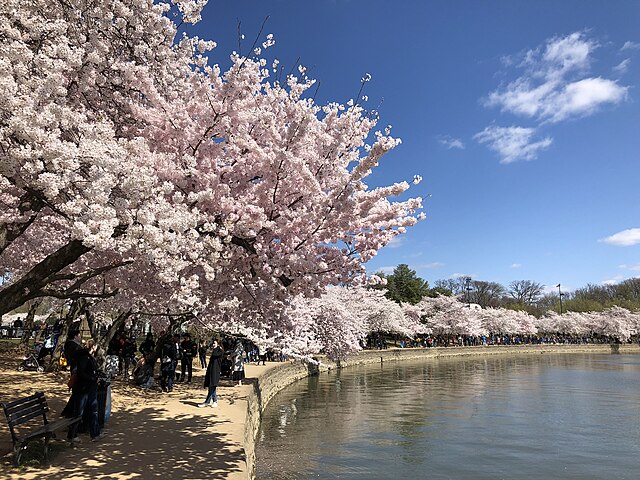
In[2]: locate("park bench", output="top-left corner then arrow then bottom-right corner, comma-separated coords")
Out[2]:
2,391 -> 80,467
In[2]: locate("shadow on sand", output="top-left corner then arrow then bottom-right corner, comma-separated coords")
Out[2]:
1,367 -> 246,479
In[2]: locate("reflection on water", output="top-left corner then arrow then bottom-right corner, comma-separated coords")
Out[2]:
256,354 -> 640,479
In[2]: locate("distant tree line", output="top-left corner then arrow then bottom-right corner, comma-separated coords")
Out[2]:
375,265 -> 640,317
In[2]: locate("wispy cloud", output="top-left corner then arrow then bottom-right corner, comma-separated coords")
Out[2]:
386,236 -> 405,249
474,126 -> 552,164
613,59 -> 631,75
600,228 -> 640,246
510,263 -> 522,269
438,135 -> 465,150
619,263 -> 640,271
414,262 -> 445,269
449,272 -> 477,280
485,33 -> 628,124
375,266 -> 396,274
621,41 -> 640,51
602,275 -> 625,286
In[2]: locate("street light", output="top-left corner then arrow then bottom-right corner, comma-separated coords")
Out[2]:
556,283 -> 564,315
465,279 -> 472,308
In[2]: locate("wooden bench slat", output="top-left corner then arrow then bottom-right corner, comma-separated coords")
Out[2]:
4,396 -> 47,416
7,400 -> 49,419
9,409 -> 46,426
3,393 -> 45,410
16,417 -> 81,443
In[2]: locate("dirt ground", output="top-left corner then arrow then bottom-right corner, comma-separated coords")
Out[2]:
0,348 -> 268,480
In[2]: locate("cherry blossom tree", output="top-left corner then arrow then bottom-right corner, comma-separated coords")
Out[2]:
1,0 -> 424,328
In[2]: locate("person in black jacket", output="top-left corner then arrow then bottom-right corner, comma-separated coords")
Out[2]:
198,339 -> 223,408
159,335 -> 178,392
60,328 -> 82,419
67,340 -> 100,445
198,341 -> 208,369
179,333 -> 197,383
139,332 -> 155,361
64,328 -> 83,372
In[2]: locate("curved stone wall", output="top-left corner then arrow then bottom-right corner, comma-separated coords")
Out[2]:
243,344 -> 640,479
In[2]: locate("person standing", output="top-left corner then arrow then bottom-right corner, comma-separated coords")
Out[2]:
232,340 -> 245,386
256,343 -> 266,366
67,340 -> 101,445
139,332 -> 155,361
198,341 -> 208,369
60,328 -> 83,418
180,333 -> 197,383
198,339 -> 223,408
159,335 -> 178,392
123,334 -> 137,378
172,333 -> 183,382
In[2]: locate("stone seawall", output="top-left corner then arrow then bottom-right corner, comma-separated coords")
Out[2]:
242,343 -> 640,479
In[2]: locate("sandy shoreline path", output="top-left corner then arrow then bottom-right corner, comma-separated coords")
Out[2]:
0,354 -> 278,480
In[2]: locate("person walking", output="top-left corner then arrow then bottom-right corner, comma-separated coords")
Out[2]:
232,339 -> 245,386
198,339 -> 223,408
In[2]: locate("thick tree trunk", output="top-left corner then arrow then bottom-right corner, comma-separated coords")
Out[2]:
19,300 -> 41,348
0,240 -> 91,316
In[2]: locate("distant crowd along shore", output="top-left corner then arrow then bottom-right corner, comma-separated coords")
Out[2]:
367,333 -> 634,349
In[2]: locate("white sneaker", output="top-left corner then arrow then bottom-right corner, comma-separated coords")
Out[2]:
212,401 -> 218,408
197,403 -> 208,408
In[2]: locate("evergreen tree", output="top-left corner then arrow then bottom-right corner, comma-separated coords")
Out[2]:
377,264 -> 431,305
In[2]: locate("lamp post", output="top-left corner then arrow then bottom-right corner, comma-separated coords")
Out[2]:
556,283 -> 564,315
466,278 -> 472,308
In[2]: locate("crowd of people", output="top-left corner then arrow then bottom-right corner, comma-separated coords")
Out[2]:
369,332 -> 629,350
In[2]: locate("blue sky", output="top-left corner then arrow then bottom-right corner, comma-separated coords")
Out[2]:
194,1 -> 640,293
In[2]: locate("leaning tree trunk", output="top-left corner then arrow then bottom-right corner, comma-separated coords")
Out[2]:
0,240 -> 92,317
19,300 -> 41,348
47,299 -> 85,372
93,309 -> 132,369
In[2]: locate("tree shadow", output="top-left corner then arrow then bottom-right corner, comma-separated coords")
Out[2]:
1,365 -> 246,479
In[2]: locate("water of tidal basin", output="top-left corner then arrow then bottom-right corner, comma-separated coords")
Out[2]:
255,353 -> 640,480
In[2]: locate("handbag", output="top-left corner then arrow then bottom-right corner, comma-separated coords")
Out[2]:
162,355 -> 172,365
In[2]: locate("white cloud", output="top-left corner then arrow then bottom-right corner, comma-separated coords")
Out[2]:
449,272 -> 477,280
600,228 -> 640,246
542,284 -> 568,295
375,266 -> 396,274
602,275 -> 625,286
386,236 -> 405,249
510,263 -> 522,269
474,125 -> 552,164
438,135 -> 465,150
618,264 -> 640,271
414,262 -> 445,269
621,41 -> 640,51
485,32 -> 628,124
546,77 -> 627,122
613,58 -> 631,75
